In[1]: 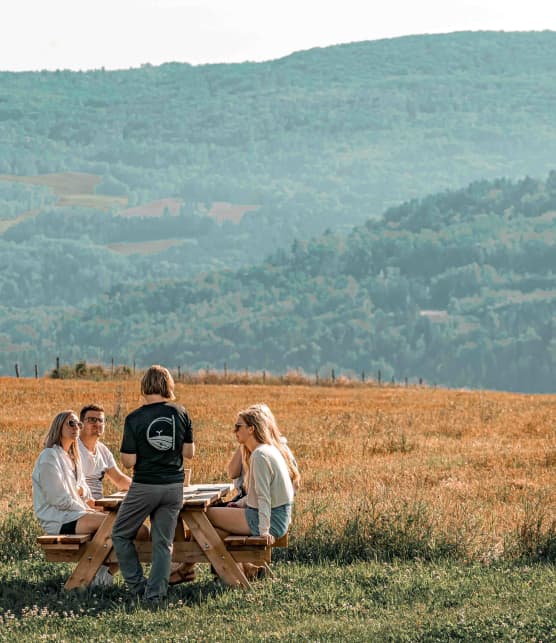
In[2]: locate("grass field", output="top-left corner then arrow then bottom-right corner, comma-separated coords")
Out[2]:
0,378 -> 554,641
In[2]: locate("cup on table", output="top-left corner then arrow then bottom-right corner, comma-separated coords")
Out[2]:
184,468 -> 192,487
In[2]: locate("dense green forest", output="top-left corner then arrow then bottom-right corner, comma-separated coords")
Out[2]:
3,174 -> 555,392
1,31 -> 556,391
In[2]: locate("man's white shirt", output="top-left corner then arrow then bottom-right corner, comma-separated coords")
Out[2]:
78,439 -> 117,500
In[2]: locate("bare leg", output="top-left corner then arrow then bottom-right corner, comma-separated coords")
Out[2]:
75,512 -> 106,534
205,506 -> 251,535
204,507 -> 266,579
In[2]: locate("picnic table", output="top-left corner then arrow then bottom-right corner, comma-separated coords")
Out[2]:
38,483 -> 281,590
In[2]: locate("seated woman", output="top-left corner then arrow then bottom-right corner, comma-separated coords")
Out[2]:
226,402 -> 297,502
207,404 -> 300,579
32,410 -> 105,537
32,410 -> 148,587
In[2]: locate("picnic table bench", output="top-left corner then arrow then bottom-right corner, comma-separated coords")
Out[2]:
36,483 -> 288,590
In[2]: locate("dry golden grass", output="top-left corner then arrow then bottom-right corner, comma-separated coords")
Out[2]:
1,378 -> 554,560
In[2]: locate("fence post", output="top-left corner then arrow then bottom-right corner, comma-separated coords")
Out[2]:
111,357 -> 114,376
133,360 -> 136,375
177,365 -> 181,381
56,356 -> 60,372
377,369 -> 381,385
404,377 -> 408,387
331,368 -> 335,383
35,364 -> 39,379
315,370 -> 319,384
361,370 -> 365,382
263,370 -> 266,383
224,362 -> 227,379
14,363 -> 19,378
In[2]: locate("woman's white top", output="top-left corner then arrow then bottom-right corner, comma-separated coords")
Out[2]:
246,443 -> 294,536
32,445 -> 92,534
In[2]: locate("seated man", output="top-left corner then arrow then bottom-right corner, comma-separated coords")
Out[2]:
78,404 -> 131,500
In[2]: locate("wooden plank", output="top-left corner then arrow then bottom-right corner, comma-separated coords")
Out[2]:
40,543 -> 86,551
227,550 -> 270,564
105,541 -> 207,564
43,550 -> 84,563
183,510 -> 251,588
174,516 -> 189,541
274,534 -> 289,547
37,534 -> 91,545
64,512 -> 116,590
223,534 -> 289,547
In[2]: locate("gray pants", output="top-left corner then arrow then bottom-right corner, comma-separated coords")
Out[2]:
112,481 -> 183,600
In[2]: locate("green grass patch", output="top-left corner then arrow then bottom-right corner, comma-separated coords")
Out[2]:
0,560 -> 553,641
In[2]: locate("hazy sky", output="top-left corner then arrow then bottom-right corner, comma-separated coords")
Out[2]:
3,0 -> 556,71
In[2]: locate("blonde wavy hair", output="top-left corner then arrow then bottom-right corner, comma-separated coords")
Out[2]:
238,404 -> 300,492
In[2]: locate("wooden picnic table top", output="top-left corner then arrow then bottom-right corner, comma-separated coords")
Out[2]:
95,482 -> 234,511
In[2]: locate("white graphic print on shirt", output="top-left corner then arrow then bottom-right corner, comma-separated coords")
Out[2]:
146,416 -> 175,451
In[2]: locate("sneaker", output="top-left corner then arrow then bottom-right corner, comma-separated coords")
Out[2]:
90,565 -> 114,588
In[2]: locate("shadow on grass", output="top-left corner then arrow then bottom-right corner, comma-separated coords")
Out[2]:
0,565 -> 233,619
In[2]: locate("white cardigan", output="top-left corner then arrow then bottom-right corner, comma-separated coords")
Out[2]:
32,445 -> 93,534
245,443 -> 294,536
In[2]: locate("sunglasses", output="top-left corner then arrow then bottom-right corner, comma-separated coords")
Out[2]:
68,419 -> 83,429
85,417 -> 105,424
234,423 -> 248,432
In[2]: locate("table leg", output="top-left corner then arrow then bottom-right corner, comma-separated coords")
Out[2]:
183,510 -> 250,588
64,512 -> 116,590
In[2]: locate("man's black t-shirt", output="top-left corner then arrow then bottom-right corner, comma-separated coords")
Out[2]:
120,401 -> 194,484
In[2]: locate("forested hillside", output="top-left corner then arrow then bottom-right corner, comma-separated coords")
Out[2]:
4,174 -> 555,392
2,31 -> 556,266
1,31 -> 556,390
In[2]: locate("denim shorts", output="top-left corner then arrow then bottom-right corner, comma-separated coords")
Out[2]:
245,504 -> 292,537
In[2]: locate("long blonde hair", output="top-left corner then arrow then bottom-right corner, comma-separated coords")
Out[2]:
238,404 -> 300,491
44,410 -> 81,467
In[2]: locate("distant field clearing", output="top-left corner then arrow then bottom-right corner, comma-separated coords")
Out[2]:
106,238 -> 191,255
0,173 -> 259,228
0,208 -> 40,234
117,198 -> 182,218
205,201 -> 259,223
57,194 -> 127,210
0,172 -> 101,195
117,199 -> 259,224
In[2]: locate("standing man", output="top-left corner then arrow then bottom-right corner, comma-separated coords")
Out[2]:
111,365 -> 195,605
78,404 -> 131,500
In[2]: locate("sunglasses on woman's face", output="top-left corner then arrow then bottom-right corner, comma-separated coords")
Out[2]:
68,419 -> 83,429
234,423 -> 248,432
